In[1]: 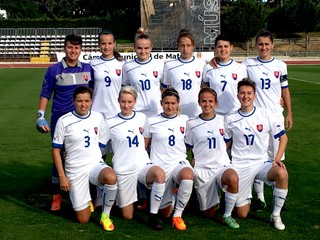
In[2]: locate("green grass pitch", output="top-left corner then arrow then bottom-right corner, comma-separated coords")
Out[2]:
0,65 -> 319,239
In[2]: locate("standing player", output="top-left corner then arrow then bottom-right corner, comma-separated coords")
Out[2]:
122,29 -> 164,209
185,87 -> 239,229
36,34 -> 91,211
122,29 -> 163,116
52,86 -> 117,231
105,86 -> 166,230
202,34 -> 247,115
162,29 -> 206,118
90,29 -> 124,120
224,78 -> 289,230
90,29 -> 124,208
144,88 -> 193,231
242,30 -> 293,210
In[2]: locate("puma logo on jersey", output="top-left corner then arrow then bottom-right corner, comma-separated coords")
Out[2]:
168,128 -> 174,132
83,129 -> 89,133
141,72 -> 147,77
184,72 -> 190,77
220,74 -> 226,78
207,130 -> 214,134
128,129 -> 135,134
262,72 -> 269,77
104,70 -> 110,74
245,127 -> 252,132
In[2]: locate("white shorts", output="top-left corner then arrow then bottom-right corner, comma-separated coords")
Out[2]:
194,165 -> 232,211
69,161 -> 110,211
268,114 -> 285,160
160,160 -> 193,209
234,160 -> 274,207
116,163 -> 155,208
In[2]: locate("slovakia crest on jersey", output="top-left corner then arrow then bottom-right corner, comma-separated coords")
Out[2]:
219,129 -> 224,136
94,127 -> 98,134
256,124 -> 263,132
139,127 -> 143,134
83,74 -> 89,81
153,71 -> 158,78
195,71 -> 201,78
274,71 -> 280,78
116,69 -> 121,76
180,127 -> 185,134
232,73 -> 238,80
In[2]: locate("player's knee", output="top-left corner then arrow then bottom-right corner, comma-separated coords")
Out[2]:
235,205 -> 249,218
77,214 -> 90,224
277,168 -> 288,182
122,213 -> 133,220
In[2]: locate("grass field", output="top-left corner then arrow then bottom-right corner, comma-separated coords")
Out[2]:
0,65 -> 319,239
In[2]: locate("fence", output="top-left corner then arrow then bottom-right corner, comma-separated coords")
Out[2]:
0,28 -> 101,61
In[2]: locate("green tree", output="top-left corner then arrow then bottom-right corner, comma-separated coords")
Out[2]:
0,0 -> 42,19
221,0 -> 268,50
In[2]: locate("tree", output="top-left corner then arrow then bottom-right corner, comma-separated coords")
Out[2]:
221,0 -> 268,50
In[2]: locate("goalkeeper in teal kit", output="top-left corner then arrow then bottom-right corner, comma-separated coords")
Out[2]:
36,33 -> 91,211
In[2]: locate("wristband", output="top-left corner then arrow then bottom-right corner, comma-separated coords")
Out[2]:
37,110 -> 45,119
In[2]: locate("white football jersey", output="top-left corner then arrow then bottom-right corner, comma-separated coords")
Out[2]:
185,115 -> 230,169
224,107 -> 286,168
162,57 -> 206,118
106,111 -> 150,174
202,60 -> 247,115
122,57 -> 163,116
90,56 -> 124,118
242,57 -> 288,116
143,113 -> 189,169
52,111 -> 107,176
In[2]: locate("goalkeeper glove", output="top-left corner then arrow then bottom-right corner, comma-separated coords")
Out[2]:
36,110 -> 50,133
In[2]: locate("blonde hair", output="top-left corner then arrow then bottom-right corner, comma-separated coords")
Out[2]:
119,86 -> 138,100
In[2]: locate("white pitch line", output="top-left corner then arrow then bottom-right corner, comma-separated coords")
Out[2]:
290,77 -> 320,85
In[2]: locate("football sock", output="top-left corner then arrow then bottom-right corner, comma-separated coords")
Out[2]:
254,179 -> 265,202
272,187 -> 288,216
223,191 -> 238,218
149,182 -> 165,214
102,184 -> 117,215
173,179 -> 193,217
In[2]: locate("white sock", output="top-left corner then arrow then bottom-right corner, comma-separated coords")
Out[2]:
272,187 -> 288,216
254,179 -> 265,202
173,179 -> 193,217
223,191 -> 238,218
102,184 -> 117,215
149,182 -> 165,214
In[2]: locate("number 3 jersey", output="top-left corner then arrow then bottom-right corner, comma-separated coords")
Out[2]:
224,107 -> 286,168
106,111 -> 150,174
52,111 -> 107,176
143,113 -> 189,169
242,57 -> 288,116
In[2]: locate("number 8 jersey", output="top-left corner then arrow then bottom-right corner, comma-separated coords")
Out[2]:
143,113 -> 189,170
